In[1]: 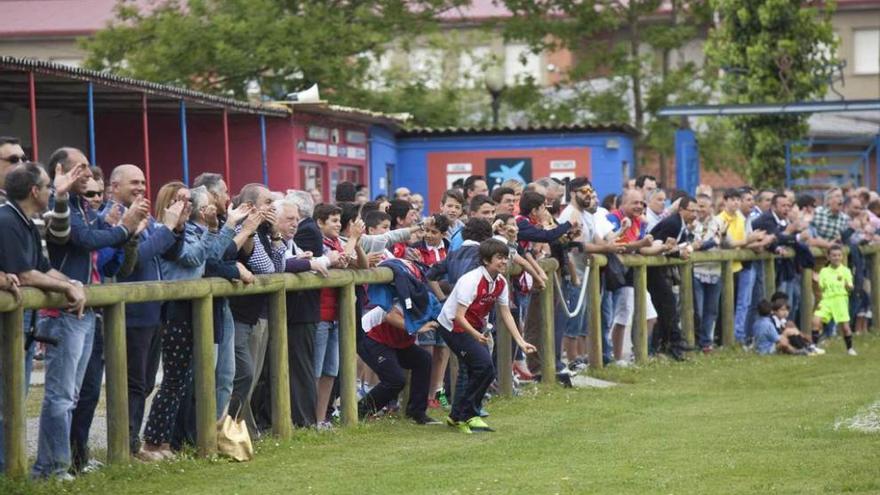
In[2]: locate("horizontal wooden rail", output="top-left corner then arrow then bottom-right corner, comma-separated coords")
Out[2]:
0,260 -> 554,479
3,245 -> 878,479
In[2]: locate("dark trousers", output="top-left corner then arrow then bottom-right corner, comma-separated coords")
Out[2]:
647,267 -> 684,352
358,338 -> 431,417
70,315 -> 104,471
144,322 -> 193,445
287,322 -> 317,427
126,325 -> 162,453
442,330 -> 495,422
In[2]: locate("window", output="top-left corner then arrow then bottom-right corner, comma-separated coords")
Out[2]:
504,44 -> 542,85
300,161 -> 324,194
339,165 -> 361,184
345,130 -> 366,144
853,29 -> 879,75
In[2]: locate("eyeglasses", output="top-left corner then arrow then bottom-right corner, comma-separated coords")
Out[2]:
84,191 -> 103,198
0,154 -> 27,164
576,187 -> 594,195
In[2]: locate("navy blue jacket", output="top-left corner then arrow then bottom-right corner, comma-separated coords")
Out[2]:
118,217 -> 183,327
426,241 -> 481,283
47,193 -> 130,284
287,217 -> 323,324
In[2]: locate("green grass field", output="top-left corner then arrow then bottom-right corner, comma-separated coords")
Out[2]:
4,335 -> 880,494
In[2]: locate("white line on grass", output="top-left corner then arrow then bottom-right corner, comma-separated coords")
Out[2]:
834,400 -> 880,433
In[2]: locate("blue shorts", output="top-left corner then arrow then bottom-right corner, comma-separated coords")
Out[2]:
416,329 -> 447,347
314,321 -> 340,377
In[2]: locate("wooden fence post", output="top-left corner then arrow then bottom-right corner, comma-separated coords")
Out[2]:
763,257 -> 776,300
800,267 -> 815,335
495,305 -> 513,397
633,265 -> 648,364
103,302 -> 129,464
679,261 -> 695,348
871,252 -> 880,333
540,270 -> 557,384
587,261 -> 603,369
1,307 -> 25,478
338,282 -> 358,426
192,295 -> 217,457
267,287 -> 291,439
720,260 -> 735,347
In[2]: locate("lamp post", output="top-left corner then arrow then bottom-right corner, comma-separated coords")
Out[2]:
485,65 -> 506,127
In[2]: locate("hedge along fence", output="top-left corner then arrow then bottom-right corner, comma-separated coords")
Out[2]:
0,260 -> 560,479
574,245 -> 880,370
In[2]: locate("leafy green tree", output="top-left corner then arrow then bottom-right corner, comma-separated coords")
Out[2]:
501,0 -> 715,182
705,0 -> 838,186
82,0 -> 468,125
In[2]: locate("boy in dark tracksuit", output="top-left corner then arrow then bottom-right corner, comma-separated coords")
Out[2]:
438,240 -> 536,434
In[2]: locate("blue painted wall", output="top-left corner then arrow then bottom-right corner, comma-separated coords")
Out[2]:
369,125 -> 397,198
393,132 -> 635,202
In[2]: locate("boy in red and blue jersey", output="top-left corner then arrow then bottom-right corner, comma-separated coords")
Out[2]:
357,305 -> 440,424
438,239 -> 537,434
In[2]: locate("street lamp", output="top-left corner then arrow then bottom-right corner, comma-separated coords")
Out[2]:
485,64 -> 506,127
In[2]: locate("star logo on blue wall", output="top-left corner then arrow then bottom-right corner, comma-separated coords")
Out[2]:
486,157 -> 532,186
488,161 -> 526,183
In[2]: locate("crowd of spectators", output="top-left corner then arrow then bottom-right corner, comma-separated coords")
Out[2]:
0,133 -> 873,479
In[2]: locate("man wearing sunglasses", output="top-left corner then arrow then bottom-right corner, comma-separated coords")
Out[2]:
31,147 -> 148,480
0,136 -> 29,204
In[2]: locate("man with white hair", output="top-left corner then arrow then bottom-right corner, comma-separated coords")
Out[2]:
280,190 -> 327,427
394,187 -> 411,202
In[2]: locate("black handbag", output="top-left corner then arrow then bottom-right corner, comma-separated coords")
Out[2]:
603,252 -> 627,291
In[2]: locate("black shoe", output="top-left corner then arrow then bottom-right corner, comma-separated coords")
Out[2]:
668,348 -> 688,362
407,413 -> 442,425
676,343 -> 696,352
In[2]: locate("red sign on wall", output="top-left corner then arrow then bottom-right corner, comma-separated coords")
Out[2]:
425,148 -> 591,209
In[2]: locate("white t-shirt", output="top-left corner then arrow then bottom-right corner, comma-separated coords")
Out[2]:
438,266 -> 509,333
559,204 -> 596,244
594,207 -> 615,240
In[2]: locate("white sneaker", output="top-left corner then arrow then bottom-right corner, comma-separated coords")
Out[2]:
614,359 -> 631,368
847,348 -> 858,356
809,346 -> 826,355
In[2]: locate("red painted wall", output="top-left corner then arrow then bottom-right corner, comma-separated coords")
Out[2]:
425,148 -> 591,208
185,113 -> 226,186
93,112 -> 147,183
265,118 -> 296,192
227,114 -> 265,192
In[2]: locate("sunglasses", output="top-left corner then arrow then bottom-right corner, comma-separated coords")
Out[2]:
0,154 -> 27,164
576,187 -> 594,195
84,191 -> 103,198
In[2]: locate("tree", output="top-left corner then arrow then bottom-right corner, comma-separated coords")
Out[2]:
500,0 -> 716,184
705,0 -> 838,186
82,0 -> 469,125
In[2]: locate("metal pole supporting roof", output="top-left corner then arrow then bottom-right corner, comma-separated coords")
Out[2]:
658,99 -> 880,117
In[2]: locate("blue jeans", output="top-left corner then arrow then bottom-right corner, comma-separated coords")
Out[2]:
32,310 -> 96,479
563,279 -> 588,338
70,315 -> 104,470
693,278 -> 721,348
747,263 -> 764,341
600,287 -> 616,364
314,321 -> 340,377
734,266 -> 755,344
0,311 -> 35,473
215,302 -> 235,418
777,276 -> 801,321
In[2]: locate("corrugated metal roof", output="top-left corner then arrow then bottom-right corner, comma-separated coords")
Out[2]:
277,101 -> 411,127
0,56 -> 290,117
399,123 -> 639,137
